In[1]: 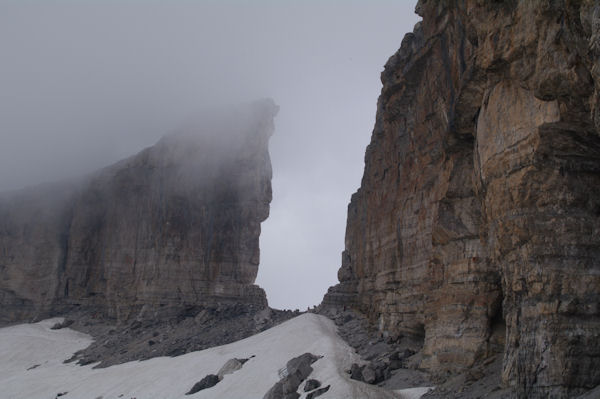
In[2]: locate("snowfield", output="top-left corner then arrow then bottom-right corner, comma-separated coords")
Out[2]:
0,313 -> 431,399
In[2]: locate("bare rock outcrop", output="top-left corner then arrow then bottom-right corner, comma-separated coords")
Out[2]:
263,353 -> 320,399
0,99 -> 278,323
323,1 -> 600,397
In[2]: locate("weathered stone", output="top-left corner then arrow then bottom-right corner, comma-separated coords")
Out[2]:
262,381 -> 284,399
217,358 -> 245,380
50,319 -> 73,330
303,379 -> 321,392
64,306 -> 291,368
349,363 -> 363,382
263,353 -> 320,399
362,365 -> 377,384
388,359 -> 402,371
0,99 -> 278,323
185,374 -> 219,395
306,385 -> 330,399
323,2 -> 600,398
286,353 -> 319,379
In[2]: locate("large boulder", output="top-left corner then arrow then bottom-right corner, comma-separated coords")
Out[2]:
263,353 -> 320,399
186,374 -> 219,395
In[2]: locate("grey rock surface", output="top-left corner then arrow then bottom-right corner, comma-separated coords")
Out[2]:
306,385 -> 330,399
349,363 -> 364,382
64,305 -> 296,367
321,1 -> 600,397
0,99 -> 278,324
575,385 -> 600,399
217,358 -> 246,380
303,379 -> 321,392
263,353 -> 320,399
186,374 -> 219,395
362,365 -> 377,384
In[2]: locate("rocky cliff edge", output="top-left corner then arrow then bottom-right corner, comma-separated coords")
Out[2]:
323,1 -> 600,397
0,99 -> 278,324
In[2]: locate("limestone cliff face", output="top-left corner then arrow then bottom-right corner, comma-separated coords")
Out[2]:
323,1 -> 600,397
0,99 -> 277,323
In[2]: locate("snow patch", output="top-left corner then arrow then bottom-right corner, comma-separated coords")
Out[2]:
0,313 -> 432,399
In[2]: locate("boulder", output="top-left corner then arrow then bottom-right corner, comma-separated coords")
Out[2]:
185,374 -> 219,395
349,363 -> 363,382
361,365 -> 377,384
303,379 -> 321,392
263,353 -> 320,399
217,358 -> 245,380
306,385 -> 330,399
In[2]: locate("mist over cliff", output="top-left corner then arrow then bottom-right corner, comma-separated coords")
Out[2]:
0,1 -> 420,310
0,100 -> 278,323
2,1 -> 599,398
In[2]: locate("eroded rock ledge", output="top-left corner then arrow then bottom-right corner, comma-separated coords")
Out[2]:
0,99 -> 278,324
323,1 -> 600,397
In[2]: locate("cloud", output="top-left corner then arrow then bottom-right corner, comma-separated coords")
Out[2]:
0,0 -> 420,309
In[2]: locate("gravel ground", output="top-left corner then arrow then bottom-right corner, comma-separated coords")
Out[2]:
317,306 -> 520,399
55,303 -> 299,367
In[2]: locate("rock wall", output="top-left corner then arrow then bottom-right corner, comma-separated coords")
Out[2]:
0,99 -> 278,323
323,1 -> 600,397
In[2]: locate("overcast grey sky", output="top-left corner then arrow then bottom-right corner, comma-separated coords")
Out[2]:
0,0 -> 419,310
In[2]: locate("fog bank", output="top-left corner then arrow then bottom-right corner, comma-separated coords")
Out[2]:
0,0 -> 419,310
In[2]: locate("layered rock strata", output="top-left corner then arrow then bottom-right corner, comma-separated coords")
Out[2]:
0,99 -> 278,323
323,1 -> 600,397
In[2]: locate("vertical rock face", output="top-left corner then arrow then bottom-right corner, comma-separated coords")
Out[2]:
323,1 -> 600,397
0,99 -> 278,322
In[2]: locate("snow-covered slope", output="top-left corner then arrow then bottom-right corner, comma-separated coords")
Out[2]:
0,314 -> 430,399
